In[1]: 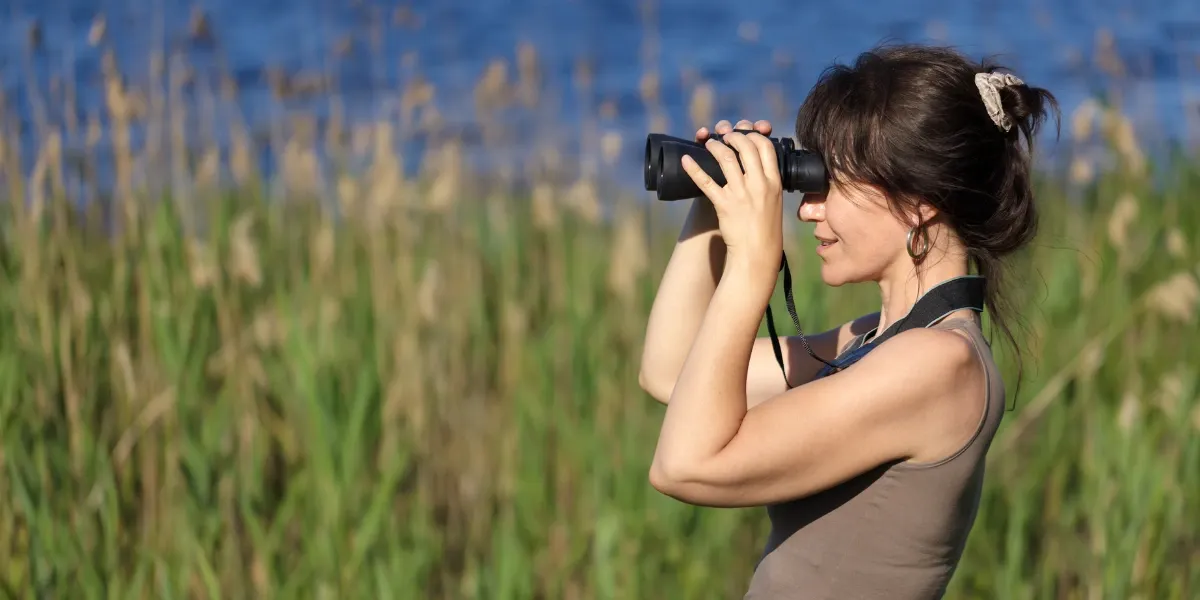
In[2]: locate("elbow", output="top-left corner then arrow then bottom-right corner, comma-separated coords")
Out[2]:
638,369 -> 673,405
648,458 -> 681,496
650,457 -> 743,508
648,455 -> 699,498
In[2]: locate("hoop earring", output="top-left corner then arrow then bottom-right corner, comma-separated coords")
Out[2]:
906,225 -> 930,260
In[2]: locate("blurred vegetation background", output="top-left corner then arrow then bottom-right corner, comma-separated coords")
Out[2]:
1,2 -> 1199,599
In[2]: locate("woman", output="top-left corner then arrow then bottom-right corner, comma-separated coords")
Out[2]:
638,44 -> 1057,598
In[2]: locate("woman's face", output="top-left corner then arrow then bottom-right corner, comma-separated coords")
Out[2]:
796,179 -> 913,286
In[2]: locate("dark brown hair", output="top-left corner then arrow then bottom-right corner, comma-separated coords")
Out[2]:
795,43 -> 1060,400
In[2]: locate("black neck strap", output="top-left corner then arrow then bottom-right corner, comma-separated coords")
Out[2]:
765,251 -> 987,388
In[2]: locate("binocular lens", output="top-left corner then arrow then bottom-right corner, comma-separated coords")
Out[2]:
643,131 -> 829,201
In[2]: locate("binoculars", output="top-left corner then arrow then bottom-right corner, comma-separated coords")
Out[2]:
643,130 -> 829,201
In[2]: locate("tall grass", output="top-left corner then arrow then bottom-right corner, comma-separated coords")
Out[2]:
1,15 -> 1199,600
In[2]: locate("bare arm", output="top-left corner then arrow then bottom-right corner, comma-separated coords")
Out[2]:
637,119 -> 874,408
637,194 -> 726,398
649,261 -> 983,508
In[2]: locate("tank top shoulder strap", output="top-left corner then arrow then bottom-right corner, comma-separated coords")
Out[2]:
929,316 -> 991,349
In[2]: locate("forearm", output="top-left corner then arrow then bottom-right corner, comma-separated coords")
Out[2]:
638,198 -> 726,399
652,261 -> 776,475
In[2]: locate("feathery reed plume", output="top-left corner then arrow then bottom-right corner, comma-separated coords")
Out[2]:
689,82 -> 715,130
1145,272 -> 1200,324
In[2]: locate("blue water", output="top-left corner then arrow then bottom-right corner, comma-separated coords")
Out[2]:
3,0 -> 1200,195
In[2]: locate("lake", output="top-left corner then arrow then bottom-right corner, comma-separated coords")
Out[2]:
3,0 -> 1199,195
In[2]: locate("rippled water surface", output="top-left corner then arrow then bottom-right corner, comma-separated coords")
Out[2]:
3,0 -> 1199,188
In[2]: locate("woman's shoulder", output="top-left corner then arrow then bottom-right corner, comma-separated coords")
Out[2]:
856,321 -> 990,462
828,320 -> 986,423
855,325 -> 979,378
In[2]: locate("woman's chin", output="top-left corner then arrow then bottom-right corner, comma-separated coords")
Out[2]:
819,265 -> 850,287
819,264 -> 872,287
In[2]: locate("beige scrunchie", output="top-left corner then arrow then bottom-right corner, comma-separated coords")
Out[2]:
974,72 -> 1024,132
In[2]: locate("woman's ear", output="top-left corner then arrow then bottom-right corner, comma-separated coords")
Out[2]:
907,200 -> 940,228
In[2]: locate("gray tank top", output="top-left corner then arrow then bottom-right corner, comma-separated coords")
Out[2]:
743,316 -> 1006,599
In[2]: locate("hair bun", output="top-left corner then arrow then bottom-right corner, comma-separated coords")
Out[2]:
982,72 -> 1055,141
999,83 -> 1036,123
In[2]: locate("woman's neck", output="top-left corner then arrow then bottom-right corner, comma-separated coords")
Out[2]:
875,253 -> 970,337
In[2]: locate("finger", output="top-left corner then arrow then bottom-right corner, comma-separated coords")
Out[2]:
747,133 -> 781,189
680,154 -> 726,203
705,137 -> 746,192
695,126 -> 709,143
723,132 -> 764,192
714,120 -> 733,135
734,119 -> 754,133
754,120 -> 772,135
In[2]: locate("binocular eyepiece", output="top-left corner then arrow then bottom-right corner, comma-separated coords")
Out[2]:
644,130 -> 829,201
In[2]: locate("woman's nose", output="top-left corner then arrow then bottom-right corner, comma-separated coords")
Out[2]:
797,196 -> 826,222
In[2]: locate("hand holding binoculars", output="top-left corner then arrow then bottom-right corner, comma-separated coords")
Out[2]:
643,129 -> 829,201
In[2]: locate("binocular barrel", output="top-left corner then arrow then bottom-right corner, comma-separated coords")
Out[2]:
644,131 -> 829,201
